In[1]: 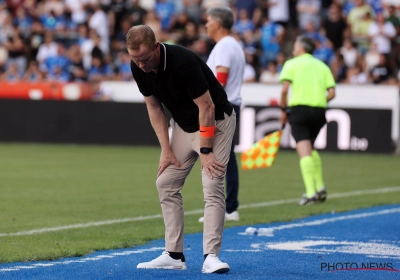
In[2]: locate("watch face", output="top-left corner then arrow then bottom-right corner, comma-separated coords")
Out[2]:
200,147 -> 212,154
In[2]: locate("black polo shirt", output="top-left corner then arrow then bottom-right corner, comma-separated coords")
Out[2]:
130,44 -> 233,133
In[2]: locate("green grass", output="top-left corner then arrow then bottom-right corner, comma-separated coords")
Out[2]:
0,143 -> 399,263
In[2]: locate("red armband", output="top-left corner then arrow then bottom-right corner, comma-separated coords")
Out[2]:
200,125 -> 216,138
216,72 -> 228,85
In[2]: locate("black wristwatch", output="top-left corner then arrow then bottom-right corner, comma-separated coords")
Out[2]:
200,147 -> 213,154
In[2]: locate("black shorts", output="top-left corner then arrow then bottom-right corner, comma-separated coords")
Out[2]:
289,105 -> 326,144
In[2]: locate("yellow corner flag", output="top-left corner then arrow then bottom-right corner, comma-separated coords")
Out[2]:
241,129 -> 283,170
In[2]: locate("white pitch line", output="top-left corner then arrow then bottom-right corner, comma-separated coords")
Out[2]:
0,247 -> 165,272
0,186 -> 399,238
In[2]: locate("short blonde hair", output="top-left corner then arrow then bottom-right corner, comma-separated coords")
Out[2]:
126,25 -> 156,51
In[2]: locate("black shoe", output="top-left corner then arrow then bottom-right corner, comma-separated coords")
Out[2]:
298,194 -> 318,206
317,189 -> 327,203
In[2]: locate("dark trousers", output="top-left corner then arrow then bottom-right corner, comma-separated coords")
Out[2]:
225,105 -> 240,214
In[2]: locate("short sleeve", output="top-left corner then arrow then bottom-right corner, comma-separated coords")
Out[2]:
212,41 -> 232,69
280,61 -> 293,83
175,61 -> 209,99
324,65 -> 336,89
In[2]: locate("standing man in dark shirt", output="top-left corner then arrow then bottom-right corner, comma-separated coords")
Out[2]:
126,25 -> 235,274
323,4 -> 347,50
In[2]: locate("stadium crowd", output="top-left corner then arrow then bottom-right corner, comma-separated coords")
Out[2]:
1,0 -> 400,86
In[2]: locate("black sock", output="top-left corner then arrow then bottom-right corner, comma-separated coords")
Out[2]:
204,254 -> 209,261
168,252 -> 184,261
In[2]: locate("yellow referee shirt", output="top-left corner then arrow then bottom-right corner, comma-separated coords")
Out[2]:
279,54 -> 336,108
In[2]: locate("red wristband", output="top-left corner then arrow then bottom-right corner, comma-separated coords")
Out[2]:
200,125 -> 216,138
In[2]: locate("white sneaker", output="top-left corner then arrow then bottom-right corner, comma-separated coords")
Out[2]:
225,211 -> 240,221
202,254 -> 230,274
198,211 -> 240,223
137,251 -> 186,270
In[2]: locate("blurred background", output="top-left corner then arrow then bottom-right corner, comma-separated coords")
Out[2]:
0,0 -> 399,154
1,0 -> 400,87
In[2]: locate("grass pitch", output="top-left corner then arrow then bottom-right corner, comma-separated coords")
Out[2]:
0,143 -> 399,263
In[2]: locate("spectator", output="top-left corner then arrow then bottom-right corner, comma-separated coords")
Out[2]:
23,60 -> 44,81
46,65 -> 70,82
40,9 -> 65,32
36,31 -> 58,63
367,0 -> 384,15
5,33 -> 27,74
0,42 -> 7,73
243,51 -> 257,83
154,0 -> 176,32
87,55 -> 113,81
201,0 -> 229,11
276,52 -> 286,72
76,23 -> 89,46
88,2 -> 109,49
190,38 -> 210,61
303,21 -> 327,44
143,10 -> 162,39
0,13 -> 14,45
323,4 -> 348,50
330,53 -> 348,83
383,0 -> 400,10
259,61 -> 280,84
370,53 -> 394,84
27,20 -> 45,62
172,12 -> 190,34
183,0 -> 201,24
116,51 -> 134,81
340,39 -> 360,68
342,0 -> 356,18
81,29 -> 108,70
347,63 -> 368,84
241,29 -> 257,53
259,15 -> 285,68
364,42 -> 381,72
126,0 -> 148,27
41,44 -> 70,79
114,16 -> 133,43
297,0 -> 321,31
313,38 -> 335,66
14,7 -> 33,40
2,62 -> 22,82
233,0 -> 261,26
234,9 -> 255,35
178,21 -> 198,48
22,0 -> 41,19
386,5 -> 400,36
67,43 -> 86,81
268,0 -> 289,27
368,13 -> 396,55
65,0 -> 87,24
41,0 -> 65,17
321,0 -> 333,22
347,0 -> 375,55
139,0 -> 156,11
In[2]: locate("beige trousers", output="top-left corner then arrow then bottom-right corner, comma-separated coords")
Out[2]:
155,111 -> 236,255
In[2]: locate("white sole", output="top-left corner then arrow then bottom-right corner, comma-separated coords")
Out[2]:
137,265 -> 186,270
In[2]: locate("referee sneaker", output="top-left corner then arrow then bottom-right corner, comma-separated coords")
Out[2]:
126,25 -> 235,273
279,35 -> 336,206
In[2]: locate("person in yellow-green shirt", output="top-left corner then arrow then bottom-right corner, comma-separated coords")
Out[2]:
279,35 -> 336,206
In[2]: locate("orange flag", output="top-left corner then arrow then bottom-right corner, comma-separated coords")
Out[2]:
241,129 -> 283,170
